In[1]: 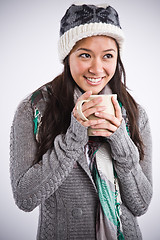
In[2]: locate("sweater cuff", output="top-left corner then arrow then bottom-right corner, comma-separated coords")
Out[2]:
106,119 -> 139,165
64,113 -> 88,150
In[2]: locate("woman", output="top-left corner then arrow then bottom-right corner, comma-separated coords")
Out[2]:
10,4 -> 152,240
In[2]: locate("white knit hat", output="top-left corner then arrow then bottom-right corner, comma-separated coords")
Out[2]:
58,4 -> 125,63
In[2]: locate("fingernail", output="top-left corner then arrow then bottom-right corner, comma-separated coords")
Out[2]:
95,112 -> 100,116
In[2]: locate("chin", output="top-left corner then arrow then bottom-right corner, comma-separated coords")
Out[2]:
91,90 -> 100,95
79,85 -> 104,95
91,87 -> 104,95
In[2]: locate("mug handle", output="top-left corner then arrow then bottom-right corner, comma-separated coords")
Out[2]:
76,100 -> 90,121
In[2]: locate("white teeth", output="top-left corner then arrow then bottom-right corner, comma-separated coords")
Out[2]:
87,77 -> 102,83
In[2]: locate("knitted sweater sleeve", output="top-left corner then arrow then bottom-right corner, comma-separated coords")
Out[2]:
106,105 -> 152,217
10,98 -> 88,212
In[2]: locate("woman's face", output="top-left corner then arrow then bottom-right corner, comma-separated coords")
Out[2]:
69,35 -> 118,94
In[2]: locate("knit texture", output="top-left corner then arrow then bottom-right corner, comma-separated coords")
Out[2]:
10,88 -> 152,240
58,4 -> 124,62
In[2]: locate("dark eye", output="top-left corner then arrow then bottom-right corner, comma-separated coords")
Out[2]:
104,54 -> 113,59
79,53 -> 91,58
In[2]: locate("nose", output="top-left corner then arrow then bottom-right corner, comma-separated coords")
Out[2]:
88,58 -> 104,75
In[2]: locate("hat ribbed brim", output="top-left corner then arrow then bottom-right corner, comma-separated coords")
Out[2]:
58,22 -> 125,63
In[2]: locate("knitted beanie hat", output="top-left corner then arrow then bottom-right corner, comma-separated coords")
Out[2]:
58,4 -> 125,62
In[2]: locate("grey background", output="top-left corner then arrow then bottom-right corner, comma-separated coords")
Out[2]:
1,0 -> 160,239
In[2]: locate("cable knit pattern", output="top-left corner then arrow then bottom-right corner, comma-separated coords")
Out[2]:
106,106 -> 152,218
10,92 -> 152,240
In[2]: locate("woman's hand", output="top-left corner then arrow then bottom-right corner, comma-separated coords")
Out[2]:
91,96 -> 122,137
73,91 -> 106,128
73,92 -> 122,137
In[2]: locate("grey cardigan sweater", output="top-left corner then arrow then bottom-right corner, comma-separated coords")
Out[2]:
10,89 -> 152,240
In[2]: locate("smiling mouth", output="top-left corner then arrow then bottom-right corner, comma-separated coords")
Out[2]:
84,76 -> 104,84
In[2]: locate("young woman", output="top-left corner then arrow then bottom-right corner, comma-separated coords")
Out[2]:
10,4 -> 152,240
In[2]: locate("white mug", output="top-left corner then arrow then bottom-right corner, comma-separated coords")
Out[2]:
76,94 -> 117,136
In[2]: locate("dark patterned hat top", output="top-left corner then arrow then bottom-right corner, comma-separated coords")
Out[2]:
58,4 -> 124,62
60,4 -> 121,36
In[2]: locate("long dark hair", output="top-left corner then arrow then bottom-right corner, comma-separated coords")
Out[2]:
34,51 -> 144,164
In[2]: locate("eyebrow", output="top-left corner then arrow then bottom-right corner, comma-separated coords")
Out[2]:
76,48 -> 116,53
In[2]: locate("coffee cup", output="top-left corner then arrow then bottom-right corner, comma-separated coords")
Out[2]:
76,94 -> 117,136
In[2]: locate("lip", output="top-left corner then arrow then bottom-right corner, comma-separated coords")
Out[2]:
84,76 -> 104,86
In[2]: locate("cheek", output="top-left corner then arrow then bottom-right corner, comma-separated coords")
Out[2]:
107,61 -> 117,75
71,62 -> 86,78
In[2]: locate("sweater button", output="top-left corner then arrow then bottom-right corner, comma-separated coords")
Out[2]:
72,208 -> 83,218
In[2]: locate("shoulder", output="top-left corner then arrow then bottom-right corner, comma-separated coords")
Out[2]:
17,85 -> 50,111
14,95 -> 33,121
13,85 -> 50,122
31,85 -> 51,107
137,104 -> 150,131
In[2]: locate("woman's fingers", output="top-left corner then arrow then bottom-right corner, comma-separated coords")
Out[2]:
73,91 -> 91,120
78,91 -> 92,101
84,105 -> 105,119
73,91 -> 92,112
74,91 -> 105,122
74,93 -> 123,137
94,112 -> 121,128
111,96 -> 122,122
90,98 -> 123,136
93,97 -> 122,126
91,130 -> 113,137
91,121 -> 118,132
81,96 -> 103,112
80,118 -> 106,128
